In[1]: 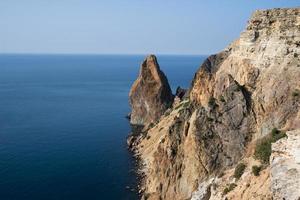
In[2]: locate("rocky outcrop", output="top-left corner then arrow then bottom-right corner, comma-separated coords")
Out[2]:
270,129 -> 300,200
128,8 -> 300,200
135,74 -> 255,200
172,87 -> 187,107
190,8 -> 300,138
191,157 -> 272,200
129,55 -> 174,127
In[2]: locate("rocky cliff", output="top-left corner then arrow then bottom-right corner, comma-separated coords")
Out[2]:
128,8 -> 300,200
129,55 -> 174,127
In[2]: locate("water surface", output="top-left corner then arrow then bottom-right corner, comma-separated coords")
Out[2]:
0,54 -> 205,200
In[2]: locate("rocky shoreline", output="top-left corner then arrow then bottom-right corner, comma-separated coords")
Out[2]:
126,135 -> 145,197
127,8 -> 300,200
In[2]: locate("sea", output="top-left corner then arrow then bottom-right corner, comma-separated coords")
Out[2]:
0,54 -> 205,200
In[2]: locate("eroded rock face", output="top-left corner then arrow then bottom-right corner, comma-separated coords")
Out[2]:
271,129 -> 300,200
129,8 -> 300,200
137,75 -> 255,200
129,55 -> 174,126
191,8 -> 300,138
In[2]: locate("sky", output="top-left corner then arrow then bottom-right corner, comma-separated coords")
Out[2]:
0,0 -> 299,55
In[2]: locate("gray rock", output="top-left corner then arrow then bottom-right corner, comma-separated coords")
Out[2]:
271,129 -> 300,200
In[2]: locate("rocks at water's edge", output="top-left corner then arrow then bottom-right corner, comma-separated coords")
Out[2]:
128,8 -> 300,200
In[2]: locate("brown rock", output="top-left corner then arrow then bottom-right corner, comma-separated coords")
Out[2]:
129,55 -> 174,126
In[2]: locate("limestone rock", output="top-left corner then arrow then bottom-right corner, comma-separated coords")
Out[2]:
191,178 -> 213,200
191,157 -> 272,200
270,129 -> 300,200
129,55 -> 174,126
190,8 -> 300,139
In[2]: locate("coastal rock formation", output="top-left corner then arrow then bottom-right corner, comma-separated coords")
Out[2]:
129,55 -> 174,127
135,74 -> 255,199
128,8 -> 300,200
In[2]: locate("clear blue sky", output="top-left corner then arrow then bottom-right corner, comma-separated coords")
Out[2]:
0,0 -> 299,55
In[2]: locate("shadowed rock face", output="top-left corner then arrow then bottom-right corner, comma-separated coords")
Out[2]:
129,55 -> 174,126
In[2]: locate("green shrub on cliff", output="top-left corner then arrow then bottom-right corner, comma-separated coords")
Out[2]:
254,128 -> 286,163
208,96 -> 216,107
223,183 -> 237,195
174,100 -> 190,110
292,89 -> 299,97
234,163 -> 246,179
252,165 -> 262,176
254,137 -> 272,163
219,95 -> 225,102
271,128 -> 286,141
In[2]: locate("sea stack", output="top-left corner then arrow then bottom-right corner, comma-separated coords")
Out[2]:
129,55 -> 174,127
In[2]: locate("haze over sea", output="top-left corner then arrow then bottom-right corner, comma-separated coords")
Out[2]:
0,54 -> 205,200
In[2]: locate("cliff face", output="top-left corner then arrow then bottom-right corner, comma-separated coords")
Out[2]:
190,8 -> 300,136
129,55 -> 174,127
129,8 -> 300,200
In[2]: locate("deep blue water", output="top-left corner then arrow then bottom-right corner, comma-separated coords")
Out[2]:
0,54 -> 205,200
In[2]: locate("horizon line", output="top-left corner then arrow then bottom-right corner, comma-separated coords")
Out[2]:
0,52 -> 211,57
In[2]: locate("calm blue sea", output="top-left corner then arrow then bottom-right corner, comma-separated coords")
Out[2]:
0,54 -> 205,200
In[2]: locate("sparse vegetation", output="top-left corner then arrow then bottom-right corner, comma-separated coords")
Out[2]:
174,100 -> 190,110
164,109 -> 171,117
234,163 -> 246,179
218,171 -> 225,178
254,137 -> 272,163
207,117 -> 214,122
223,183 -> 237,195
148,123 -> 155,129
208,96 -> 216,107
271,128 -> 286,141
181,100 -> 190,108
252,165 -> 262,176
254,128 -> 287,163
219,95 -> 225,102
292,89 -> 299,97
